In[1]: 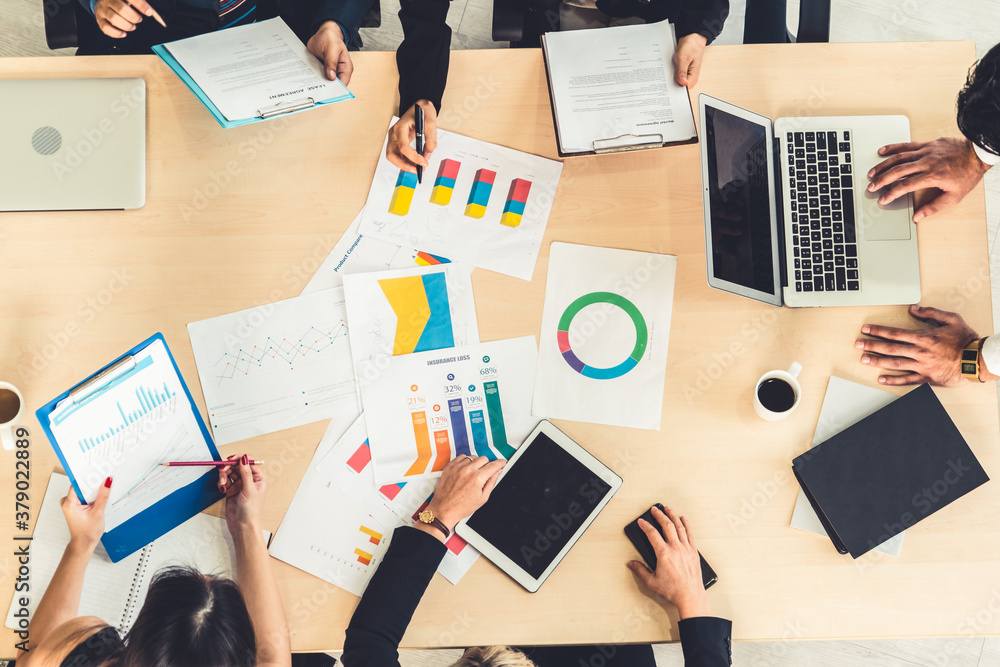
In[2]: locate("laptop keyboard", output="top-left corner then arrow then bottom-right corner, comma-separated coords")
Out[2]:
785,130 -> 860,293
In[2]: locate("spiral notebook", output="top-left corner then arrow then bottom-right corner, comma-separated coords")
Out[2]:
5,473 -> 270,634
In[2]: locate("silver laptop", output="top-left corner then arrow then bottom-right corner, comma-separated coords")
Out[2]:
0,78 -> 145,211
698,94 -> 920,307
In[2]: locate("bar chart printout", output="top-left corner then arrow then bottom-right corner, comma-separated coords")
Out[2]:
360,336 -> 538,486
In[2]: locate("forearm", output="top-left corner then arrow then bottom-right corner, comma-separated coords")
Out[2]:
397,0 -> 451,114
20,542 -> 92,654
233,527 -> 291,667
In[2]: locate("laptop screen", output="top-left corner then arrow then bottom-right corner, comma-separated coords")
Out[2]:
702,102 -> 779,302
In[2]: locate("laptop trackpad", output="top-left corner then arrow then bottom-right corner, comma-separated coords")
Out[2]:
861,187 -> 911,241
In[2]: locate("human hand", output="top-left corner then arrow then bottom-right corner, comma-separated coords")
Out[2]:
61,477 -> 112,553
424,456 -> 505,531
626,506 -> 710,620
866,137 -> 991,222
673,33 -> 708,87
856,305 -> 980,386
307,21 -> 354,85
93,0 -> 154,38
219,455 -> 266,535
387,101 -> 438,174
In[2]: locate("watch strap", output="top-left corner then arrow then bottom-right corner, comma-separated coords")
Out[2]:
428,518 -> 450,539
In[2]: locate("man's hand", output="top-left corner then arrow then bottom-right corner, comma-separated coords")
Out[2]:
307,21 -> 353,85
93,0 -> 153,38
626,506 -> 710,620
866,137 -> 991,222
422,456 -> 504,537
856,305 -> 980,386
673,33 -> 708,87
387,101 -> 438,174
60,477 -> 112,553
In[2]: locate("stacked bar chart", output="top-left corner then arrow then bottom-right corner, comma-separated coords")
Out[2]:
465,168 -> 496,218
501,178 -> 532,228
388,170 -> 418,216
430,159 -> 461,205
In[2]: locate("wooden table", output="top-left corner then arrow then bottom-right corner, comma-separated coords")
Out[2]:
2,41 -> 997,655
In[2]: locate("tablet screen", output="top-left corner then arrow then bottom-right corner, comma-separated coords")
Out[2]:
465,432 -> 613,579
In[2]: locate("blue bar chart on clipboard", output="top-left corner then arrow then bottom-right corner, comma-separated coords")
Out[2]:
38,333 -> 222,561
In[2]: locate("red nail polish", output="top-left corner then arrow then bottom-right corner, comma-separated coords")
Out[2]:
104,476 -> 113,488
219,484 -> 225,493
241,454 -> 249,465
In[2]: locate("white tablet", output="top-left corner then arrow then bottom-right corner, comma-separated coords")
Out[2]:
455,420 -> 623,592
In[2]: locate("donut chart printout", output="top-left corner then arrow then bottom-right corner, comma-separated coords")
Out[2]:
533,242 -> 677,430
359,336 -> 539,486
359,118 -> 564,281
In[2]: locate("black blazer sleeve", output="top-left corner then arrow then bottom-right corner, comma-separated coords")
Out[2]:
675,0 -> 729,44
341,527 -> 447,667
678,617 -> 732,667
396,0 -> 452,114
280,0 -> 375,48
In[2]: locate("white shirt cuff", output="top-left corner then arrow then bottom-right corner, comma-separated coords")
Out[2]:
972,141 -> 1000,167
981,336 -> 1000,377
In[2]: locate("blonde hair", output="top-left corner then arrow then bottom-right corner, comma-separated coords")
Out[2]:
451,646 -> 537,667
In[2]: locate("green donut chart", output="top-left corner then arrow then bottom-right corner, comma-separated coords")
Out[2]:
557,292 -> 648,380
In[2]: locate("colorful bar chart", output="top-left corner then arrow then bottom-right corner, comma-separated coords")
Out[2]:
430,159 -> 461,205
405,411 -> 432,476
379,482 -> 406,500
468,409 -> 494,460
483,381 -> 515,458
346,440 -> 372,473
359,525 -> 383,545
414,251 -> 450,267
354,548 -> 373,566
465,168 -> 496,219
378,273 -> 455,355
389,170 -> 418,216
501,178 -> 532,228
447,398 -> 472,456
432,430 -> 451,472
78,381 -> 176,453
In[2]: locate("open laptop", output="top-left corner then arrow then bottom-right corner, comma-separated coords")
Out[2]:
698,94 -> 920,307
0,78 -> 145,211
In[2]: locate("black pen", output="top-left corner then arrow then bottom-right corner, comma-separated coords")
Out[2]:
415,104 -> 424,184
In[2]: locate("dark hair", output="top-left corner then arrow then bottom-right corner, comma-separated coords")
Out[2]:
118,566 -> 256,667
957,42 -> 1000,155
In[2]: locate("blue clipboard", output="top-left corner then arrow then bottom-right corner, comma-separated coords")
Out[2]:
36,333 -> 222,563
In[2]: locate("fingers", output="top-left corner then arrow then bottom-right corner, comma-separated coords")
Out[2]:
236,454 -> 254,491
908,304 -> 959,327
867,161 -> 925,196
325,44 -> 353,85
92,476 -> 113,511
124,0 -> 154,16
652,505 -> 679,544
913,191 -> 959,223
673,52 -> 693,87
877,142 -> 926,157
482,466 -> 503,497
680,515 -> 696,550
877,172 -> 933,206
397,143 -> 428,170
421,103 -> 438,157
867,151 -> 920,183
637,518 -> 667,555
335,55 -> 354,86
854,337 -> 918,359
477,459 -> 505,482
878,372 -> 929,386
626,560 -> 656,587
860,352 -> 920,372
218,454 -> 237,493
664,506 -> 688,546
860,323 -> 921,345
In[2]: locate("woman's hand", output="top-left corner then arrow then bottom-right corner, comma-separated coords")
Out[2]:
219,455 -> 266,535
60,477 -> 112,553
93,0 -> 153,38
387,100 -> 438,174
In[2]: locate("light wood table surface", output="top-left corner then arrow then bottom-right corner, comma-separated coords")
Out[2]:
1,41 -> 997,655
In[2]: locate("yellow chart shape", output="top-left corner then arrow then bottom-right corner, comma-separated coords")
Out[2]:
377,276 -> 431,355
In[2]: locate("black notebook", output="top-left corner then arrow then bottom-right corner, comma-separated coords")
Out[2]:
792,384 -> 989,558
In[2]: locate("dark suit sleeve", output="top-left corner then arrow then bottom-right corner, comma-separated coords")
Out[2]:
675,0 -> 729,44
396,0 -> 452,114
281,0 -> 374,48
678,617 -> 732,667
342,527 -> 447,667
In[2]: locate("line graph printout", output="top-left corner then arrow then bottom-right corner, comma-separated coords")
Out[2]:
342,264 -> 478,371
47,338 -> 213,531
188,287 -> 360,445
359,119 -> 564,281
359,337 -> 539,486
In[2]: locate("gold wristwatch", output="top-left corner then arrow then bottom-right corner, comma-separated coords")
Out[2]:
417,509 -> 450,539
961,337 -> 986,382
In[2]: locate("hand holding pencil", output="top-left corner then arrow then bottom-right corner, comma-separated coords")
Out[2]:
93,0 -> 166,39
218,454 -> 267,534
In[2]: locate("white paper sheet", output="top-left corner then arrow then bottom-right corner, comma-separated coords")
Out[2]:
532,242 -> 676,430
187,287 -> 359,445
47,337 -> 213,531
359,337 -> 539,486
342,264 -> 479,372
315,415 -> 482,584
162,18 -> 351,122
359,120 -> 563,280
789,376 -> 905,557
541,21 -> 697,154
302,210 -> 456,294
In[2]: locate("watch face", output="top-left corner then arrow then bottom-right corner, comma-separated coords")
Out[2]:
418,510 -> 434,524
962,349 -> 978,362
963,362 -> 978,375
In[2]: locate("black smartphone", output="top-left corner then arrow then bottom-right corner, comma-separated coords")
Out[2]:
624,503 -> 718,589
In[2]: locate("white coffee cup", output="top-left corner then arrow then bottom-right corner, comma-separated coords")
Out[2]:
0,382 -> 25,450
753,362 -> 802,421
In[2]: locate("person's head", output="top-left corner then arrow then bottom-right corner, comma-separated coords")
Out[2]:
451,646 -> 536,667
118,566 -> 256,667
957,42 -> 1000,155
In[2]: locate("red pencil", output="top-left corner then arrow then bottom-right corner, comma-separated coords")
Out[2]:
160,460 -> 265,467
